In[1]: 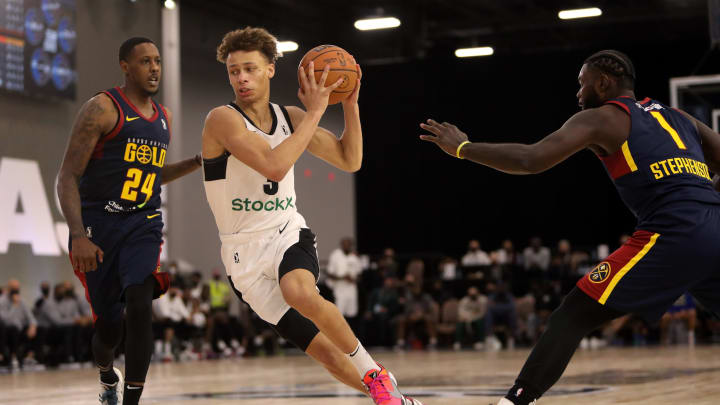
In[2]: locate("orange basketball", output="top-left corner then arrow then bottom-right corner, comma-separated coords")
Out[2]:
298,45 -> 360,105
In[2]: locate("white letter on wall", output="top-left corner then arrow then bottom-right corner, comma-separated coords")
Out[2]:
0,157 -> 61,256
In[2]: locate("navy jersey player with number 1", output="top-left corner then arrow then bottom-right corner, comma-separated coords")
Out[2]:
420,50 -> 720,405
57,37 -> 200,405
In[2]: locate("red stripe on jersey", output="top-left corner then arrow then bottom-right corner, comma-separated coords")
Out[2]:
115,86 -> 159,122
638,97 -> 651,105
152,243 -> 170,298
577,230 -> 655,302
92,92 -> 125,159
70,252 -> 98,322
599,148 -> 632,179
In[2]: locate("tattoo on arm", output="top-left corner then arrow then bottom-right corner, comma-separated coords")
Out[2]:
57,97 -> 110,239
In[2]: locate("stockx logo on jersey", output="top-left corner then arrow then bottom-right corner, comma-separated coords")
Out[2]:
231,196 -> 295,212
589,262 -> 611,283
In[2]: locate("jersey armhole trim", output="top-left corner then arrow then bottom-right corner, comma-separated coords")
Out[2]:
279,105 -> 295,133
158,102 -> 172,141
92,91 -> 125,159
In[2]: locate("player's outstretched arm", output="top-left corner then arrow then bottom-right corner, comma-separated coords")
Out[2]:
158,108 -> 202,184
203,62 -> 342,182
285,78 -> 363,173
57,94 -> 115,272
419,106 -> 618,175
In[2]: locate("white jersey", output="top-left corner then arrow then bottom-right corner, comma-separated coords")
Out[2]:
203,102 -> 298,235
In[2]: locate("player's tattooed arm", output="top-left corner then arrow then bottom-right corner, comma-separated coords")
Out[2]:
57,94 -> 115,272
159,107 -> 201,184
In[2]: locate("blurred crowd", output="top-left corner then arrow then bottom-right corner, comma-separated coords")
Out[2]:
2,234 -> 719,371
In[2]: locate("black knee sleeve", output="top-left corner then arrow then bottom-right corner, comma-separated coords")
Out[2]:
93,317 -> 123,367
271,308 -> 319,352
123,275 -> 156,383
509,287 -> 626,403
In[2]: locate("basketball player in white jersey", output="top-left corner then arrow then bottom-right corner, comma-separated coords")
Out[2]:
201,27 -> 421,405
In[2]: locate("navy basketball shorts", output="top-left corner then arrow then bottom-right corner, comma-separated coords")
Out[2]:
578,206 -> 720,322
70,209 -> 169,322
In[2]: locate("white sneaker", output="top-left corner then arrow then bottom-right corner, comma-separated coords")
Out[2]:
453,342 -> 461,351
473,341 -> 485,351
98,367 -> 123,405
579,337 -> 590,350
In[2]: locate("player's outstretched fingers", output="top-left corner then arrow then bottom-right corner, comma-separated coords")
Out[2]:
420,121 -> 443,136
317,64 -> 330,87
328,77 -> 344,91
419,134 -> 439,143
298,63 -> 311,91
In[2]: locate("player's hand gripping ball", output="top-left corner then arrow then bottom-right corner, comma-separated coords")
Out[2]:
298,45 -> 360,105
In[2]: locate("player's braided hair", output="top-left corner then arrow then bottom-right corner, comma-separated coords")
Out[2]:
584,50 -> 635,90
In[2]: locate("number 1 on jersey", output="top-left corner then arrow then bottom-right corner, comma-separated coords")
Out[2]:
650,111 -> 686,150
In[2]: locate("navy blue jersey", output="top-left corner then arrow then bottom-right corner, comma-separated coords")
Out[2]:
598,96 -> 720,229
79,87 -> 171,213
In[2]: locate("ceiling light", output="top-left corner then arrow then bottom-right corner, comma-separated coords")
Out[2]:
277,41 -> 299,53
455,46 -> 494,58
164,0 -> 176,10
558,7 -> 602,20
354,17 -> 401,31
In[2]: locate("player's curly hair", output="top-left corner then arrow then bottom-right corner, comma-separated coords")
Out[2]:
216,27 -> 278,64
584,50 -> 635,90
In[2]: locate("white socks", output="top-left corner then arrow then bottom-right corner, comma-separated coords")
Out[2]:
347,341 -> 379,376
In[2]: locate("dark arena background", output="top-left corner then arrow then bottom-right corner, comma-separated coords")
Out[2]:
2,1 -> 720,404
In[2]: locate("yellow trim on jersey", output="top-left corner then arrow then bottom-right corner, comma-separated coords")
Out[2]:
599,233 -> 660,305
621,141 -> 638,172
650,111 -> 686,150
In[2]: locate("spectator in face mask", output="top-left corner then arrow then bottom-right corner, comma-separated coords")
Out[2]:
32,282 -> 52,364
454,286 -> 488,351
0,279 -> 37,369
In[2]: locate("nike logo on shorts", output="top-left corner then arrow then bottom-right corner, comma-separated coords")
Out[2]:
147,213 -> 160,219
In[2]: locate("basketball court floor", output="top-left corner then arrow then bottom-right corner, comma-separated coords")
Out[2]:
0,346 -> 718,404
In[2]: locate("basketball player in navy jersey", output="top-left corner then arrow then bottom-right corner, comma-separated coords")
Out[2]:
57,37 -> 200,405
421,50 -> 720,404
